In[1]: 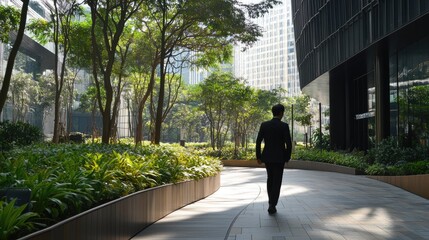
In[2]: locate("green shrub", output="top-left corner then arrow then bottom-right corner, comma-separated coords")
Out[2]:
0,199 -> 39,240
312,130 -> 330,150
365,163 -> 387,175
293,143 -> 429,176
0,121 -> 42,151
387,161 -> 429,176
293,148 -> 367,170
367,138 -> 429,165
188,143 -> 255,160
184,142 -> 211,149
396,161 -> 429,175
176,148 -> 222,180
365,161 -> 429,176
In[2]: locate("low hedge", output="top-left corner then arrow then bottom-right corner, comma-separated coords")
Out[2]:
185,142 -> 255,160
292,148 -> 368,171
366,138 -> 429,165
366,161 -> 429,176
185,140 -> 429,176
0,121 -> 42,152
292,146 -> 429,176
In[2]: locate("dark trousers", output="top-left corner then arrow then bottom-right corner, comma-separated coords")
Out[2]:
265,162 -> 285,206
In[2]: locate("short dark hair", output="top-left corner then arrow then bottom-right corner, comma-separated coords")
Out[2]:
271,104 -> 285,116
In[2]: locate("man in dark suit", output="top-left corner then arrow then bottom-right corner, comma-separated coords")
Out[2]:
256,104 -> 292,214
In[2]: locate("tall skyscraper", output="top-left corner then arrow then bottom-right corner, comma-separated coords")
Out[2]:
233,0 -> 300,96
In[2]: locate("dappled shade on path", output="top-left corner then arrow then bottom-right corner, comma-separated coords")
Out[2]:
133,167 -> 429,240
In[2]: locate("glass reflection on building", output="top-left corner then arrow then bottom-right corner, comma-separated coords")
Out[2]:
390,37 -> 429,147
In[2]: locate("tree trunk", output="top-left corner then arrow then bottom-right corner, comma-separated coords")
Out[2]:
0,0 -> 29,114
53,94 -> 61,142
52,1 -> 60,143
135,64 -> 156,145
149,90 -> 155,143
101,110 -> 111,144
154,3 -> 168,145
67,72 -> 78,135
135,90 -> 148,144
91,100 -> 97,142
127,98 -> 133,138
67,95 -> 73,135
154,50 -> 165,144
88,1 -> 119,144
135,102 -> 144,144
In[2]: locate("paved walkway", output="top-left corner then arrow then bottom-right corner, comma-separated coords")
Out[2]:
132,167 -> 429,240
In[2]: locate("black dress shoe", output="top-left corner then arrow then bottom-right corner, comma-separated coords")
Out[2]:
268,205 -> 277,214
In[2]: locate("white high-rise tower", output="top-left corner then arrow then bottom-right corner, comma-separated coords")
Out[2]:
233,0 -> 300,96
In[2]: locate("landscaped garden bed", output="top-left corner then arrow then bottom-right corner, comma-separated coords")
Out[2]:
19,174 -> 220,240
289,144 -> 429,200
0,143 -> 222,240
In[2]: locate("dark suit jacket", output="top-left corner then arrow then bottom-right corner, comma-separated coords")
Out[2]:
256,118 -> 292,163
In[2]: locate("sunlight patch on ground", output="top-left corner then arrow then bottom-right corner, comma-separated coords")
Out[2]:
282,185 -> 309,196
325,207 -> 393,238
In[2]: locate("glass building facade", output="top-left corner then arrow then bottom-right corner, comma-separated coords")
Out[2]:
389,36 -> 429,147
292,0 -> 429,149
233,0 -> 300,96
0,0 -> 107,137
0,0 -> 55,130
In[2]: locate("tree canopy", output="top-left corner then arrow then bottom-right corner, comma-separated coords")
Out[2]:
0,5 -> 20,43
1,0 -> 284,146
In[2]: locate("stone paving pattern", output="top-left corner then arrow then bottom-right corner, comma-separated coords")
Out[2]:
132,167 -> 429,240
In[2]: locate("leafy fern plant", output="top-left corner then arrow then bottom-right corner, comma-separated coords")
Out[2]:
0,199 -> 39,240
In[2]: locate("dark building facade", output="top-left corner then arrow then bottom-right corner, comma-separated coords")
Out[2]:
291,0 -> 429,150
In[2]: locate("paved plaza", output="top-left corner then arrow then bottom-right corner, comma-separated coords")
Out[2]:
132,167 -> 429,240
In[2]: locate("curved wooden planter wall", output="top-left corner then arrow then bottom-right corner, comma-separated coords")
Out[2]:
19,174 -> 220,240
222,160 -> 429,200
368,174 -> 429,200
